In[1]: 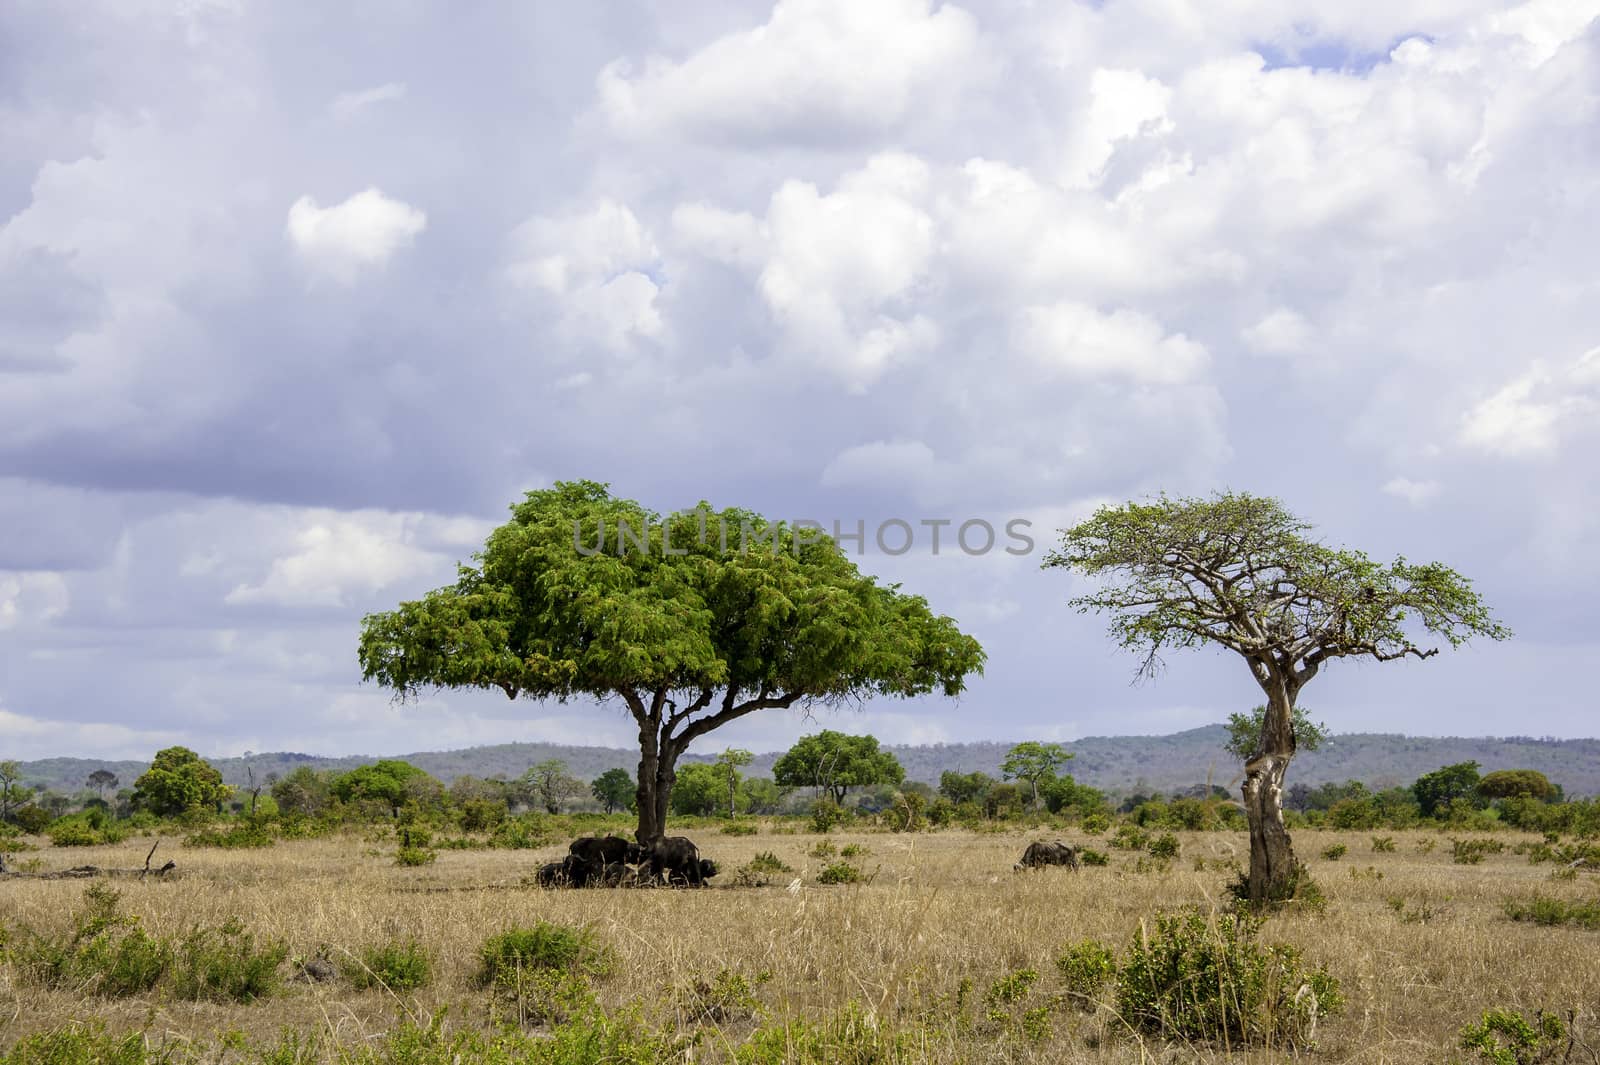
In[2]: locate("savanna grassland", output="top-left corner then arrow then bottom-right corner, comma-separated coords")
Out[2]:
2,826 -> 1597,1064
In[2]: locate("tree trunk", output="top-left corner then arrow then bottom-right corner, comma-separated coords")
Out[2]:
635,728 -> 662,843
1241,675 -> 1300,905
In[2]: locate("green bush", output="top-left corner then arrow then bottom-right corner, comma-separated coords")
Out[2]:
395,846 -> 437,867
349,939 -> 433,992
1452,837 -> 1506,865
46,818 -> 101,847
816,861 -> 864,885
674,967 -> 769,1024
171,917 -> 287,1003
809,799 -> 845,833
1321,843 -> 1348,861
1116,907 -> 1343,1048
1371,836 -> 1397,853
1081,813 -> 1111,835
1502,895 -> 1600,930
735,1003 -> 909,1065
1148,833 -> 1180,860
1056,940 -> 1116,1005
1110,824 -> 1149,851
182,822 -> 275,849
13,884 -> 171,998
1078,847 -> 1110,866
0,1024 -> 184,1065
721,821 -> 758,836
488,816 -> 552,850
477,923 -> 613,986
1459,1007 -> 1568,1064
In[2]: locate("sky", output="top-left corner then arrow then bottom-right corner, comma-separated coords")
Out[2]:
1,0 -> 1597,762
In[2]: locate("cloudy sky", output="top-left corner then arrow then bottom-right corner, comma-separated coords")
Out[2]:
1,0 -> 1597,762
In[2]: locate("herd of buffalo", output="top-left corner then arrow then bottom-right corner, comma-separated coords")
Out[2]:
535,835 -> 1082,888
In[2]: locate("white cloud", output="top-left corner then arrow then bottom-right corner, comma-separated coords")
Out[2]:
225,515 -> 451,608
0,571 -> 70,630
286,188 -> 427,283
0,704 -> 187,761
1382,477 -> 1442,505
328,82 -> 407,121
1458,348 -> 1600,458
1242,308 -> 1313,355
1017,303 -> 1209,385
597,0 -> 981,145
1059,68 -> 1175,190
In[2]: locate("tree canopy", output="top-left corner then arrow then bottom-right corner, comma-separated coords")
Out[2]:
1000,741 -> 1073,806
1223,706 -> 1330,761
132,747 -> 231,817
331,760 -> 434,817
1478,768 -> 1559,802
591,768 -> 636,814
1413,761 -> 1486,817
773,730 -> 906,805
359,481 -> 983,840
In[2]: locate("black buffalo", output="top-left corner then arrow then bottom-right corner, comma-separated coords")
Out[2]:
629,836 -> 712,886
1016,840 -> 1079,871
535,860 -> 571,887
569,836 -> 632,868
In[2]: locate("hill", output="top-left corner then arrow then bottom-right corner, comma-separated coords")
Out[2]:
14,728 -> 1600,799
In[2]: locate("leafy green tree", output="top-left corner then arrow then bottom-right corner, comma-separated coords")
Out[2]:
332,760 -> 434,818
1046,492 -> 1508,905
1,760 -> 36,823
714,748 -> 753,818
359,482 -> 982,842
1000,741 -> 1073,807
271,766 -> 335,817
669,763 -> 724,816
1413,761 -> 1486,818
591,768 -> 636,815
1478,769 -> 1560,803
738,776 -> 785,815
521,759 -> 585,815
772,731 -> 905,805
86,770 -> 119,803
1041,775 -> 1107,817
132,747 -> 232,816
938,770 -> 994,805
1223,706 -> 1330,760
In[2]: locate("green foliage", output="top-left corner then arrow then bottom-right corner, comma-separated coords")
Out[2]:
521,759 -> 585,815
1321,843 -> 1348,861
1000,742 -> 1072,806
45,817 -> 103,847
0,1024 -> 185,1065
670,763 -> 727,817
733,851 -> 793,887
590,768 -> 636,815
735,1003 -> 909,1065
395,846 -> 437,867
1078,847 -> 1109,866
14,884 -> 172,998
269,766 -> 335,818
183,821 -> 276,848
774,731 -> 905,805
1451,837 -> 1505,864
1056,940 -> 1116,1005
348,939 -> 433,992
1116,907 -> 1343,1048
1148,832 -> 1180,860
1110,824 -> 1149,851
674,967 -> 769,1024
457,797 -> 508,832
1502,895 -> 1600,930
488,815 -> 552,850
132,747 -> 231,817
1479,770 -> 1560,802
170,917 -> 287,1003
1459,1008 -> 1570,1064
1371,836 -> 1396,852
721,820 -> 758,835
1415,761 -> 1487,819
1224,705 -> 1330,760
477,923 -> 613,986
937,770 -> 994,805
816,860 -> 864,885
332,760 -> 435,817
809,799 -> 845,833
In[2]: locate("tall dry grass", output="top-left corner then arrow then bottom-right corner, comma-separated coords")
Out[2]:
1,827 -> 1596,1062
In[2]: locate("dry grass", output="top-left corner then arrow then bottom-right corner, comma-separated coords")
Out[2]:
2,827 -> 1597,1062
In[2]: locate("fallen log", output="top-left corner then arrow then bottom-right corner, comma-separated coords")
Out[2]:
0,841 -> 178,880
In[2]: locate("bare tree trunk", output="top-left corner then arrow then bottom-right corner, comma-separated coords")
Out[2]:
1242,674 -> 1300,905
635,723 -> 662,844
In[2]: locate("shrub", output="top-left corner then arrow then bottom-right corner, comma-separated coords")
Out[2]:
477,923 -> 613,986
1321,843 -> 1348,861
1110,824 -> 1149,850
1452,837 -> 1505,865
1459,1007 -> 1569,1064
816,861 -> 864,885
183,822 -> 275,849
0,1024 -> 179,1065
675,967 -> 769,1024
1081,813 -> 1111,835
456,798 -> 507,833
13,884 -> 171,998
1502,895 -> 1600,930
1148,833 -> 1180,860
488,816 -> 552,850
749,851 -> 793,873
349,939 -> 433,992
1116,907 -> 1343,1048
394,846 -> 437,867
809,799 -> 845,833
1078,847 -> 1110,866
171,917 -> 287,1002
721,821 -> 759,836
1056,940 -> 1116,1006
46,818 -> 101,847
735,1003 -> 909,1065
841,843 -> 870,858
809,840 -> 837,859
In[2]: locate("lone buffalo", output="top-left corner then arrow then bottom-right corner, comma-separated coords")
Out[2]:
1016,840 -> 1079,871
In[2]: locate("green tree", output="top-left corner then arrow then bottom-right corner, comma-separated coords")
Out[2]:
1478,769 -> 1560,803
772,731 -> 905,805
714,748 -> 753,818
738,776 -> 785,815
1000,741 -> 1073,807
591,768 -> 636,815
359,482 -> 982,842
86,769 -> 119,803
1413,761 -> 1486,818
1045,492 -> 1508,905
1,761 -> 36,823
132,747 -> 232,816
521,759 -> 585,815
669,763 -> 724,816
1223,705 -> 1330,760
938,770 -> 994,805
332,760 -> 433,818
271,766 -> 334,817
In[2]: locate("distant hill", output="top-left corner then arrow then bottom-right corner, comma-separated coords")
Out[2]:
15,728 -> 1600,799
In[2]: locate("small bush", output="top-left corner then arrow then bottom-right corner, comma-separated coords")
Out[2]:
1056,940 -> 1116,1006
171,917 -> 287,1002
1148,833 -> 1180,860
1110,825 -> 1149,851
1371,836 -> 1396,853
394,846 -> 437,867
808,840 -> 837,859
488,816 -> 552,850
349,939 -> 433,992
721,821 -> 758,836
46,819 -> 101,847
0,1024 -> 179,1065
809,799 -> 845,833
816,861 -> 864,885
675,967 -> 769,1024
183,822 -> 276,849
477,922 -> 613,986
1453,838 -> 1505,865
840,843 -> 870,858
1459,1007 -> 1569,1064
1117,907 -> 1343,1048
736,1003 -> 909,1065
1081,813 -> 1111,835
13,884 -> 172,998
1321,843 -> 1348,861
1078,847 -> 1110,866
1502,895 -> 1600,930
749,850 -> 793,873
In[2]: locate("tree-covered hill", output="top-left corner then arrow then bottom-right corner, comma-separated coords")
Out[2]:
15,728 -> 1600,799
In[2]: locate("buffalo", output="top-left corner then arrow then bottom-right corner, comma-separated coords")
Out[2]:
1015,840 -> 1080,871
535,859 -> 572,887
629,836 -> 712,886
569,835 -> 632,868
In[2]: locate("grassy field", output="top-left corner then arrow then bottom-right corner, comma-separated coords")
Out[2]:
1,827 -> 1596,1063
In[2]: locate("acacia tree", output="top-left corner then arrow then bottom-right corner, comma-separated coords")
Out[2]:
360,482 -> 983,843
1045,492 -> 1507,905
1000,741 -> 1072,807
591,768 -> 636,814
773,731 -> 906,805
715,748 -> 753,818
